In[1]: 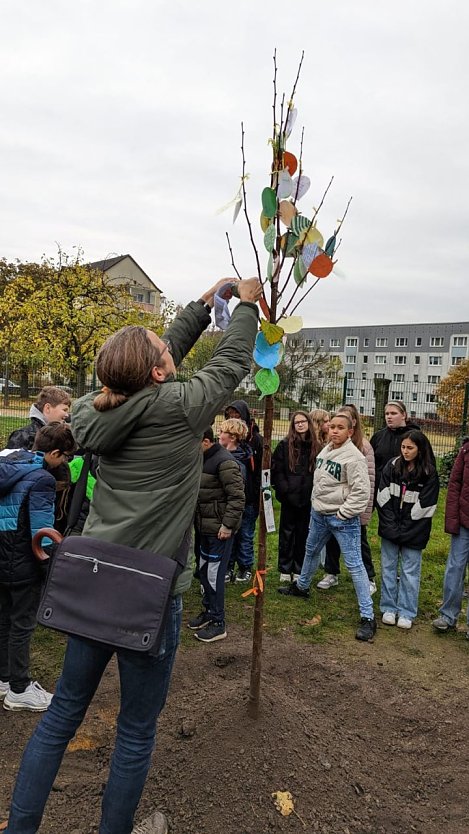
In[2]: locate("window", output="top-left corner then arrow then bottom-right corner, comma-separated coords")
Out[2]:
391,390 -> 403,400
427,375 -> 440,384
430,337 -> 444,347
361,372 -> 367,380
413,374 -> 419,382
330,338 -> 340,347
304,371 -> 312,379
429,355 -> 442,365
363,338 -> 369,347
345,371 -> 355,379
415,337 -> 422,346
451,356 -> 463,366
346,337 -> 358,347
410,410 -> 416,417
414,356 -> 420,365
394,356 -> 406,365
395,337 -> 408,347
374,373 -> 385,379
319,339 -> 324,347
346,387 -> 354,397
363,355 -> 368,364
376,337 -> 388,347
360,389 -> 366,398
412,393 -> 418,402
359,406 -> 364,415
305,339 -> 314,347
345,355 -> 356,364
453,336 -> 467,346
135,293 -> 144,302
426,393 -> 436,403
393,373 -> 405,382
375,355 -> 387,364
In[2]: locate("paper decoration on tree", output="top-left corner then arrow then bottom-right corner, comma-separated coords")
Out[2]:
260,319 -> 284,344
261,187 -> 277,218
253,331 -> 283,369
277,315 -> 303,333
279,200 -> 297,227
283,151 -> 297,176
292,174 -> 310,200
263,224 -> 276,253
255,368 -> 280,397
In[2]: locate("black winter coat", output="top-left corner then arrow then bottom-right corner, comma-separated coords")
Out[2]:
271,437 -> 315,509
377,457 -> 440,549
445,438 -> 469,535
370,421 -> 421,495
195,443 -> 246,536
7,417 -> 44,451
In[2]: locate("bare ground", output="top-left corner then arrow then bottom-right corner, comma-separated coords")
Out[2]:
1,621 -> 468,834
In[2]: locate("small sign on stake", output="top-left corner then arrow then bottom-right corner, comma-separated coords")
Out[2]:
261,469 -> 276,533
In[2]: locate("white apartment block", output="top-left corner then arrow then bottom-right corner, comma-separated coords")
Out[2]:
298,321 -> 469,420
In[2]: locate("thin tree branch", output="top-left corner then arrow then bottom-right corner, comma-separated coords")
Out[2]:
334,196 -> 353,235
225,233 -> 242,280
288,50 -> 305,107
287,277 -> 321,317
240,121 -> 262,283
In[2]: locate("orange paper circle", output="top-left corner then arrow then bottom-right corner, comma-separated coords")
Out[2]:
308,253 -> 334,278
283,151 -> 298,176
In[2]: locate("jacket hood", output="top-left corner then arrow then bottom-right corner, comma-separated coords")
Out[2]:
29,404 -> 47,423
230,443 -> 252,465
225,399 -> 252,426
0,451 -> 45,497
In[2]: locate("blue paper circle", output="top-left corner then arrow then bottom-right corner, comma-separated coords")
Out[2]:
253,332 -> 283,369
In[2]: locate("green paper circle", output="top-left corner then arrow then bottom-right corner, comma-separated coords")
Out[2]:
255,368 -> 280,397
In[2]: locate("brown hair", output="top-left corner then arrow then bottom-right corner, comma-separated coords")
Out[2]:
337,405 -> 364,452
288,411 -> 319,472
34,386 -> 71,412
32,422 -> 76,455
93,326 -> 162,412
219,418 -> 248,442
330,411 -> 353,429
310,408 -> 330,446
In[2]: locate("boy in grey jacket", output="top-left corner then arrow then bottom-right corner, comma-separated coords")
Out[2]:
279,413 -> 376,641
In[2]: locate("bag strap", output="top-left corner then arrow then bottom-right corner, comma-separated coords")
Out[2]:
65,450 -> 93,535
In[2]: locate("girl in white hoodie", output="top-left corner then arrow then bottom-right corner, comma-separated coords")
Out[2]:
278,412 -> 376,642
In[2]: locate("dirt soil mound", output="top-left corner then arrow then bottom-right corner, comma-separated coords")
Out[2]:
1,623 -> 468,834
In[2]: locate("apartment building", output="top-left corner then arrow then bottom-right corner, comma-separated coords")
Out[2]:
298,321 -> 469,419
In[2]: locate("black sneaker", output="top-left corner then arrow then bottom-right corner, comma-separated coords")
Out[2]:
187,611 -> 211,630
224,570 -> 235,584
278,581 -> 310,598
194,622 -> 227,643
235,569 -> 252,583
355,616 -> 377,642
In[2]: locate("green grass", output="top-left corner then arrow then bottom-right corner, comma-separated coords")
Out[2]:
183,488 -> 466,647
0,415 -> 25,448
31,487 -> 467,682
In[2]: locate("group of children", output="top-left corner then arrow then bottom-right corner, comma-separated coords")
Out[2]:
0,387 -> 76,711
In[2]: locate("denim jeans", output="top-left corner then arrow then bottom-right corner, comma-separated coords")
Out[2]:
230,504 -> 258,570
199,534 -> 233,622
438,525 -> 469,626
6,595 -> 183,834
379,538 -> 422,620
0,582 -> 42,692
297,509 -> 373,619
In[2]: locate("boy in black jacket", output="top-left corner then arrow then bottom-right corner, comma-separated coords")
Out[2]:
189,427 -> 245,642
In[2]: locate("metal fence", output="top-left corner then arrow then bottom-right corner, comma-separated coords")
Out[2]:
1,363 -> 467,459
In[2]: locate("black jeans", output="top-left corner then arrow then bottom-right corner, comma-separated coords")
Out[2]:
278,502 -> 311,576
324,525 -> 375,580
0,581 -> 42,692
199,534 -> 233,623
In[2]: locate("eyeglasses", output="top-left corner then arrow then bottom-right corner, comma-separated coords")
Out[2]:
294,419 -> 308,425
160,338 -> 173,357
61,452 -> 74,461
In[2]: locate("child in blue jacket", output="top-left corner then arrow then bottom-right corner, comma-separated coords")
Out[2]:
0,422 -> 75,712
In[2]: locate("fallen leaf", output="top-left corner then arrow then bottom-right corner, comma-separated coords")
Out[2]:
302,614 -> 322,627
272,790 -> 294,816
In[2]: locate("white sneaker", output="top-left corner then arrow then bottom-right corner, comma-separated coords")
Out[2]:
132,810 -> 168,834
382,611 -> 396,626
3,681 -> 53,712
397,616 -> 412,630
292,574 -> 301,581
317,574 -> 338,590
369,580 -> 377,595
279,573 -> 291,582
0,680 -> 9,700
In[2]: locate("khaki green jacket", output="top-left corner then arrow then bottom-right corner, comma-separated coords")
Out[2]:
71,301 -> 258,594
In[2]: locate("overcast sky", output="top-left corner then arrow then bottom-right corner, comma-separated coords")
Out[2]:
1,0 -> 467,328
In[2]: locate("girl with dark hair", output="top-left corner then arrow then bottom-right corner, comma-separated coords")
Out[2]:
377,429 -> 439,629
370,400 -> 421,500
272,411 -> 320,581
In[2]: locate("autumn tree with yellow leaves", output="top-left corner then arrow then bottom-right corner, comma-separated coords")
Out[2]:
0,250 -> 169,394
436,359 -> 469,428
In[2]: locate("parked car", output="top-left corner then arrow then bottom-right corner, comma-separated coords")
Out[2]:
0,378 -> 20,393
